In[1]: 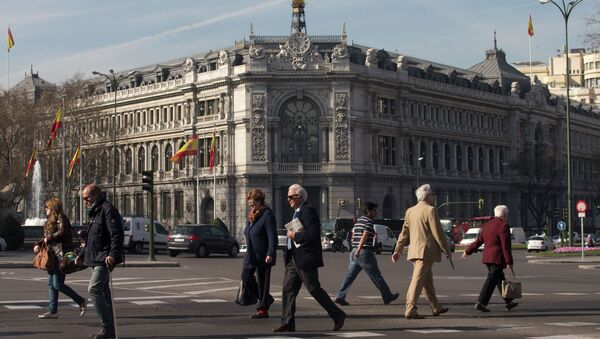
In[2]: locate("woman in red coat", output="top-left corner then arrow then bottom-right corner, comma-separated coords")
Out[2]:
461,205 -> 518,312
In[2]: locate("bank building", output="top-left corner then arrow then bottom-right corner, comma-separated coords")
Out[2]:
31,0 -> 600,237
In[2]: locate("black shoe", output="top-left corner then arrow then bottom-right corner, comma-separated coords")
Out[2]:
475,302 -> 490,313
505,302 -> 519,311
250,309 -> 269,319
272,324 -> 295,332
333,311 -> 346,331
433,306 -> 449,316
384,293 -> 400,305
334,298 -> 349,306
266,295 -> 275,308
89,328 -> 115,339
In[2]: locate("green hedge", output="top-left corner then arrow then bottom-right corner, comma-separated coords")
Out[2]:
0,216 -> 25,250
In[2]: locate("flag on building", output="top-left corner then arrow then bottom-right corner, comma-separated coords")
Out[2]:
68,146 -> 81,178
7,27 -> 14,51
170,135 -> 198,162
47,107 -> 63,149
25,149 -> 36,178
209,131 -> 216,171
528,15 -> 534,37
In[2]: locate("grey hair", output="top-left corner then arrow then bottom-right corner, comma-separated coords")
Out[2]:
415,184 -> 432,201
289,184 -> 308,201
494,205 -> 508,218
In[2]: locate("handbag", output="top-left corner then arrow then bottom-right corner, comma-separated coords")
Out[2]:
234,280 -> 258,306
33,242 -> 55,270
501,267 -> 522,299
59,225 -> 87,275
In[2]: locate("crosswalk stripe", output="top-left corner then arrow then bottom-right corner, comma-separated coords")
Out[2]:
190,299 -> 227,303
4,305 -> 43,310
136,280 -> 233,290
185,287 -> 239,295
112,277 -> 219,286
553,292 -> 589,296
406,329 -> 462,334
130,300 -> 166,305
545,322 -> 600,327
328,331 -> 386,337
529,336 -> 600,339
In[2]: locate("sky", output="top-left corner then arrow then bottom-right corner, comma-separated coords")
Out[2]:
0,0 -> 597,87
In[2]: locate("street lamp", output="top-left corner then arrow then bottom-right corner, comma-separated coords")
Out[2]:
539,0 -> 583,246
92,69 -> 137,202
417,156 -> 424,187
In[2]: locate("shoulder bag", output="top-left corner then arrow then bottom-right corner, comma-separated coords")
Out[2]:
33,242 -> 55,270
501,267 -> 522,299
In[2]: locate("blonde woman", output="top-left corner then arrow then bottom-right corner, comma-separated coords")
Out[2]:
34,198 -> 87,319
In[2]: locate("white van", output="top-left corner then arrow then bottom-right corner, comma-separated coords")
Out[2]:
122,216 -> 169,253
373,224 -> 397,254
510,227 -> 526,244
460,227 -> 481,246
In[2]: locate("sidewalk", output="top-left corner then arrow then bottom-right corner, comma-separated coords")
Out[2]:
526,255 -> 600,269
0,250 -> 180,268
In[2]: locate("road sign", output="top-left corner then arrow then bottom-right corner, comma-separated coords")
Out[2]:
557,221 -> 566,231
576,200 -> 588,213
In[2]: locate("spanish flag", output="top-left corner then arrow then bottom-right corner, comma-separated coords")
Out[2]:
68,146 -> 81,178
528,15 -> 534,37
209,131 -> 216,171
47,107 -> 63,149
7,27 -> 14,51
24,149 -> 36,178
170,135 -> 198,162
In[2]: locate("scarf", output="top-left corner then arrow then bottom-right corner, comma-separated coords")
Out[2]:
248,206 -> 264,224
88,192 -> 107,219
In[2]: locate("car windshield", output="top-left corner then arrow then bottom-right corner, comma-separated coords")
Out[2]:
174,226 -> 196,235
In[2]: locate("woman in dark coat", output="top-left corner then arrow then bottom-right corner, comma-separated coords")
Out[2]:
241,189 -> 277,318
34,198 -> 87,319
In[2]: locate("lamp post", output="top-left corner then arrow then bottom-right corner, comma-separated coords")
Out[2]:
92,69 -> 136,202
416,156 -> 424,187
539,0 -> 583,246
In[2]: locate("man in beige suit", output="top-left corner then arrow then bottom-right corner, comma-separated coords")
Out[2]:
391,184 -> 451,319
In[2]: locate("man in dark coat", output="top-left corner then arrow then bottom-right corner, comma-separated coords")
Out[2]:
77,184 -> 124,339
273,184 -> 346,332
462,205 -> 518,312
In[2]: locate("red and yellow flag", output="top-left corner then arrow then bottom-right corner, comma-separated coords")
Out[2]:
209,131 -> 216,171
68,146 -> 81,178
7,27 -> 14,51
47,107 -> 63,149
170,135 -> 198,162
25,149 -> 36,178
528,15 -> 534,37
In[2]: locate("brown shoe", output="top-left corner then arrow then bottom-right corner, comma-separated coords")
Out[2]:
405,313 -> 425,319
433,306 -> 449,316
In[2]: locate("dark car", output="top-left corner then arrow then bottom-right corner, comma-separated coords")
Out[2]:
167,224 -> 239,258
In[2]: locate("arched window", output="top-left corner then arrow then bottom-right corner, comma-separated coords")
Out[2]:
178,142 -> 186,170
138,147 -> 145,173
456,145 -> 463,171
151,146 -> 159,171
444,144 -> 450,170
125,148 -> 133,175
280,97 -> 320,163
489,149 -> 495,174
382,194 -> 395,219
478,148 -> 484,172
432,143 -> 439,170
164,144 -> 173,171
467,146 -> 473,172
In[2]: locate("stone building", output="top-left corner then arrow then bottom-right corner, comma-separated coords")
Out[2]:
37,1 -> 600,238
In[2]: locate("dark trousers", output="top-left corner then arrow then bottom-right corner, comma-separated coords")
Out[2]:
241,264 -> 273,311
280,257 -> 343,328
477,263 -> 513,306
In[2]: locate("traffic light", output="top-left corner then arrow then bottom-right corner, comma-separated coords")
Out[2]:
478,198 -> 484,210
142,171 -> 154,192
562,208 -> 568,220
553,208 -> 560,219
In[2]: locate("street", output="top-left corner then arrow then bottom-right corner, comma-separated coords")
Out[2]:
0,250 -> 599,338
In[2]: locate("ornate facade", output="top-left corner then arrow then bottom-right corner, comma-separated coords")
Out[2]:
38,2 -> 600,237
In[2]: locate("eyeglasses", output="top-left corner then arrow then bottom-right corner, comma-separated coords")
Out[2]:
287,194 -> 300,200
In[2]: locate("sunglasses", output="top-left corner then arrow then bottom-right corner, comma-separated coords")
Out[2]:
287,194 -> 300,200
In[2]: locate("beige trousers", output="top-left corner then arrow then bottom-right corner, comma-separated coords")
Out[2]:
405,259 -> 442,316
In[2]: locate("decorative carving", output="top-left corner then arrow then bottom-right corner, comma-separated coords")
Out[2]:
248,42 -> 265,60
276,44 -> 289,60
511,81 -> 520,96
311,45 -> 323,64
396,54 -> 407,71
218,50 -> 230,68
526,76 -> 549,107
184,57 -> 195,72
365,48 -> 377,67
251,93 -> 266,161
334,93 -> 350,160
332,43 -> 348,61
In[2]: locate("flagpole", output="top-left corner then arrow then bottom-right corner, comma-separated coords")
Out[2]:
61,100 -> 66,209
529,36 -> 532,78
80,145 -> 83,225
193,126 -> 199,224
213,127 -> 217,220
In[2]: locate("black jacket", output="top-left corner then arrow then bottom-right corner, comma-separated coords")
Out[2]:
283,203 -> 324,271
82,194 -> 124,267
243,207 -> 277,268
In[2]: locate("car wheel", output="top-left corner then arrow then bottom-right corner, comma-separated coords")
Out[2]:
527,249 -> 531,253
168,250 -> 178,257
133,242 -> 144,254
195,245 -> 208,258
229,245 -> 239,257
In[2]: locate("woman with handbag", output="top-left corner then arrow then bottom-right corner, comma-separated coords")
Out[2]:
239,189 -> 277,319
461,205 -> 519,312
33,198 -> 87,319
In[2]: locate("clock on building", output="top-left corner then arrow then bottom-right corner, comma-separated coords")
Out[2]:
286,32 -> 311,55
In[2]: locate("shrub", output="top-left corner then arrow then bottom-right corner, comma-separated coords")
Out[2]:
0,216 -> 25,250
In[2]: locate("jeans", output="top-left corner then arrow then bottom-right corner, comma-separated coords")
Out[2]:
88,266 -> 114,330
335,247 -> 394,302
47,270 -> 85,314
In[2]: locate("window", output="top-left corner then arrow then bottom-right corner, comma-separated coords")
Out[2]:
378,136 -> 396,165
478,148 -> 484,172
178,142 -> 186,170
151,146 -> 159,171
207,100 -> 215,115
444,144 -> 450,170
198,136 -> 220,168
376,97 -> 396,115
175,191 -> 184,219
456,145 -> 463,171
408,139 -> 414,166
135,193 -> 144,216
123,194 -> 131,216
161,192 -> 171,219
138,147 -> 145,173
419,141 -> 426,168
467,146 -> 473,172
164,144 -> 173,171
280,97 -> 320,163
125,148 -> 133,175
489,149 -> 495,174
432,143 -> 439,169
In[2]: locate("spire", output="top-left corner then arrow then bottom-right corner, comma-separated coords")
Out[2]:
249,22 -> 254,40
291,0 -> 306,34
341,22 -> 347,43
493,30 -> 497,50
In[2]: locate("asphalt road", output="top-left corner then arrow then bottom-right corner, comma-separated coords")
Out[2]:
0,249 -> 599,339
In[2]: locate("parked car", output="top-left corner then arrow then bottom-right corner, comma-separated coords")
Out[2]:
527,235 -> 555,252
0,237 -> 6,251
240,244 -> 247,254
373,224 -> 397,254
167,224 -> 239,258
122,216 -> 169,254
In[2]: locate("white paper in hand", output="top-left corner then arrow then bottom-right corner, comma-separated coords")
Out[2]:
285,219 -> 305,248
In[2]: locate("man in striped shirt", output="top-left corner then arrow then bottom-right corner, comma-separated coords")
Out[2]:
334,202 -> 399,306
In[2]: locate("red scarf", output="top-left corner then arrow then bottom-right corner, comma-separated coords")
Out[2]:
248,206 -> 264,224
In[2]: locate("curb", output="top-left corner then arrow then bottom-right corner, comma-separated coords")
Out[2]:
0,261 -> 180,269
